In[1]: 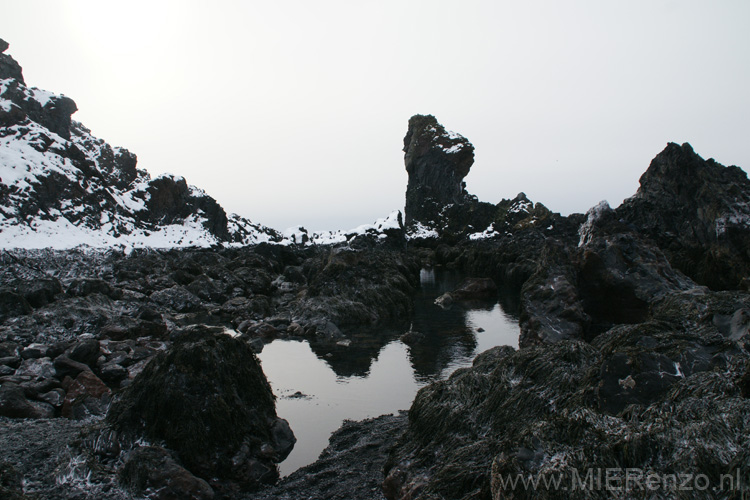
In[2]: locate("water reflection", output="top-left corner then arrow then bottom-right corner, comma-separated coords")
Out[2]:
258,268 -> 520,476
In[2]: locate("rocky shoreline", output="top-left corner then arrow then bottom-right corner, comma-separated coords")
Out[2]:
2,37 -> 750,500
2,132 -> 749,499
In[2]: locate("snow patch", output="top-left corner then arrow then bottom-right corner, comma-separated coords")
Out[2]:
406,221 -> 439,240
279,210 -> 403,246
29,87 -> 57,107
469,223 -> 499,240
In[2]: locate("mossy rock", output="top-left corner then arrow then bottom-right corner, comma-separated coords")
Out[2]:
107,332 -> 294,490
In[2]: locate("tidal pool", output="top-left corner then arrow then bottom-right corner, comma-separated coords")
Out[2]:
257,269 -> 520,476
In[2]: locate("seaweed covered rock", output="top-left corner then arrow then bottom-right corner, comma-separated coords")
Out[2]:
0,460 -> 31,500
106,333 -> 295,492
384,290 -> 750,500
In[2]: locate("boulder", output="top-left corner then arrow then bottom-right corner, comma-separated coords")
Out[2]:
19,343 -> 48,359
0,291 -> 32,321
66,278 -> 119,299
0,382 -> 55,419
53,355 -> 92,379
14,357 -> 55,380
66,338 -> 100,367
0,460 -> 30,500
61,370 -> 111,420
150,286 -> 204,313
106,333 -> 295,490
449,277 -> 498,301
14,278 -> 63,308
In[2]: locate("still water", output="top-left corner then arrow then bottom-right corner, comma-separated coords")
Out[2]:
257,269 -> 520,476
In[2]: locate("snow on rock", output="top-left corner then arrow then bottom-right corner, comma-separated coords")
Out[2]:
406,221 -> 439,240
578,200 -> 612,247
469,223 -> 499,241
279,210 -> 404,246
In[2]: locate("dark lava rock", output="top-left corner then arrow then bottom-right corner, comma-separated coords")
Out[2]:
384,288 -> 750,500
617,142 -> 750,290
106,334 -> 295,491
145,175 -> 229,240
294,247 -> 420,331
120,446 -> 214,500
0,291 -> 32,322
435,277 -> 499,310
450,277 -> 499,302
519,240 -> 589,346
0,38 -> 25,83
0,417 -> 128,499
0,382 -> 55,419
66,338 -> 101,367
53,355 -> 92,379
149,285 -> 204,313
66,278 -> 120,299
403,114 -> 475,226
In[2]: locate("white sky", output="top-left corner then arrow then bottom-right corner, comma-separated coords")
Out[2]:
2,1 -> 749,231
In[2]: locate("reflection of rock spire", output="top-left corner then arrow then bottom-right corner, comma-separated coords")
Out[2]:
403,115 -> 475,226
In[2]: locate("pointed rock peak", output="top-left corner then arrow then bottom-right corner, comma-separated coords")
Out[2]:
0,39 -> 9,53
637,142 -> 749,202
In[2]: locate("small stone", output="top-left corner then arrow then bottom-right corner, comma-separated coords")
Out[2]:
54,355 -> 92,379
20,343 -> 49,359
38,388 -> 66,407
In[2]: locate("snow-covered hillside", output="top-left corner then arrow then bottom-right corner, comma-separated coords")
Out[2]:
0,39 -> 407,250
0,39 -> 285,250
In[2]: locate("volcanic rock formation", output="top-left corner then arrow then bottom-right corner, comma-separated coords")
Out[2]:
403,114 -> 475,226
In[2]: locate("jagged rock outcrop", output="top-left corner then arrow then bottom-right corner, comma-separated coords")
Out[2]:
0,40 -> 280,248
384,142 -> 750,499
616,142 -> 750,290
0,39 -> 25,85
402,116 -> 563,244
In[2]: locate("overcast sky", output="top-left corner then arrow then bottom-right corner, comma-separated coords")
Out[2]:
2,1 -> 749,231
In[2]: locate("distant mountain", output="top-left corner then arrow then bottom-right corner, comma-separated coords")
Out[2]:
0,38 -> 284,250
